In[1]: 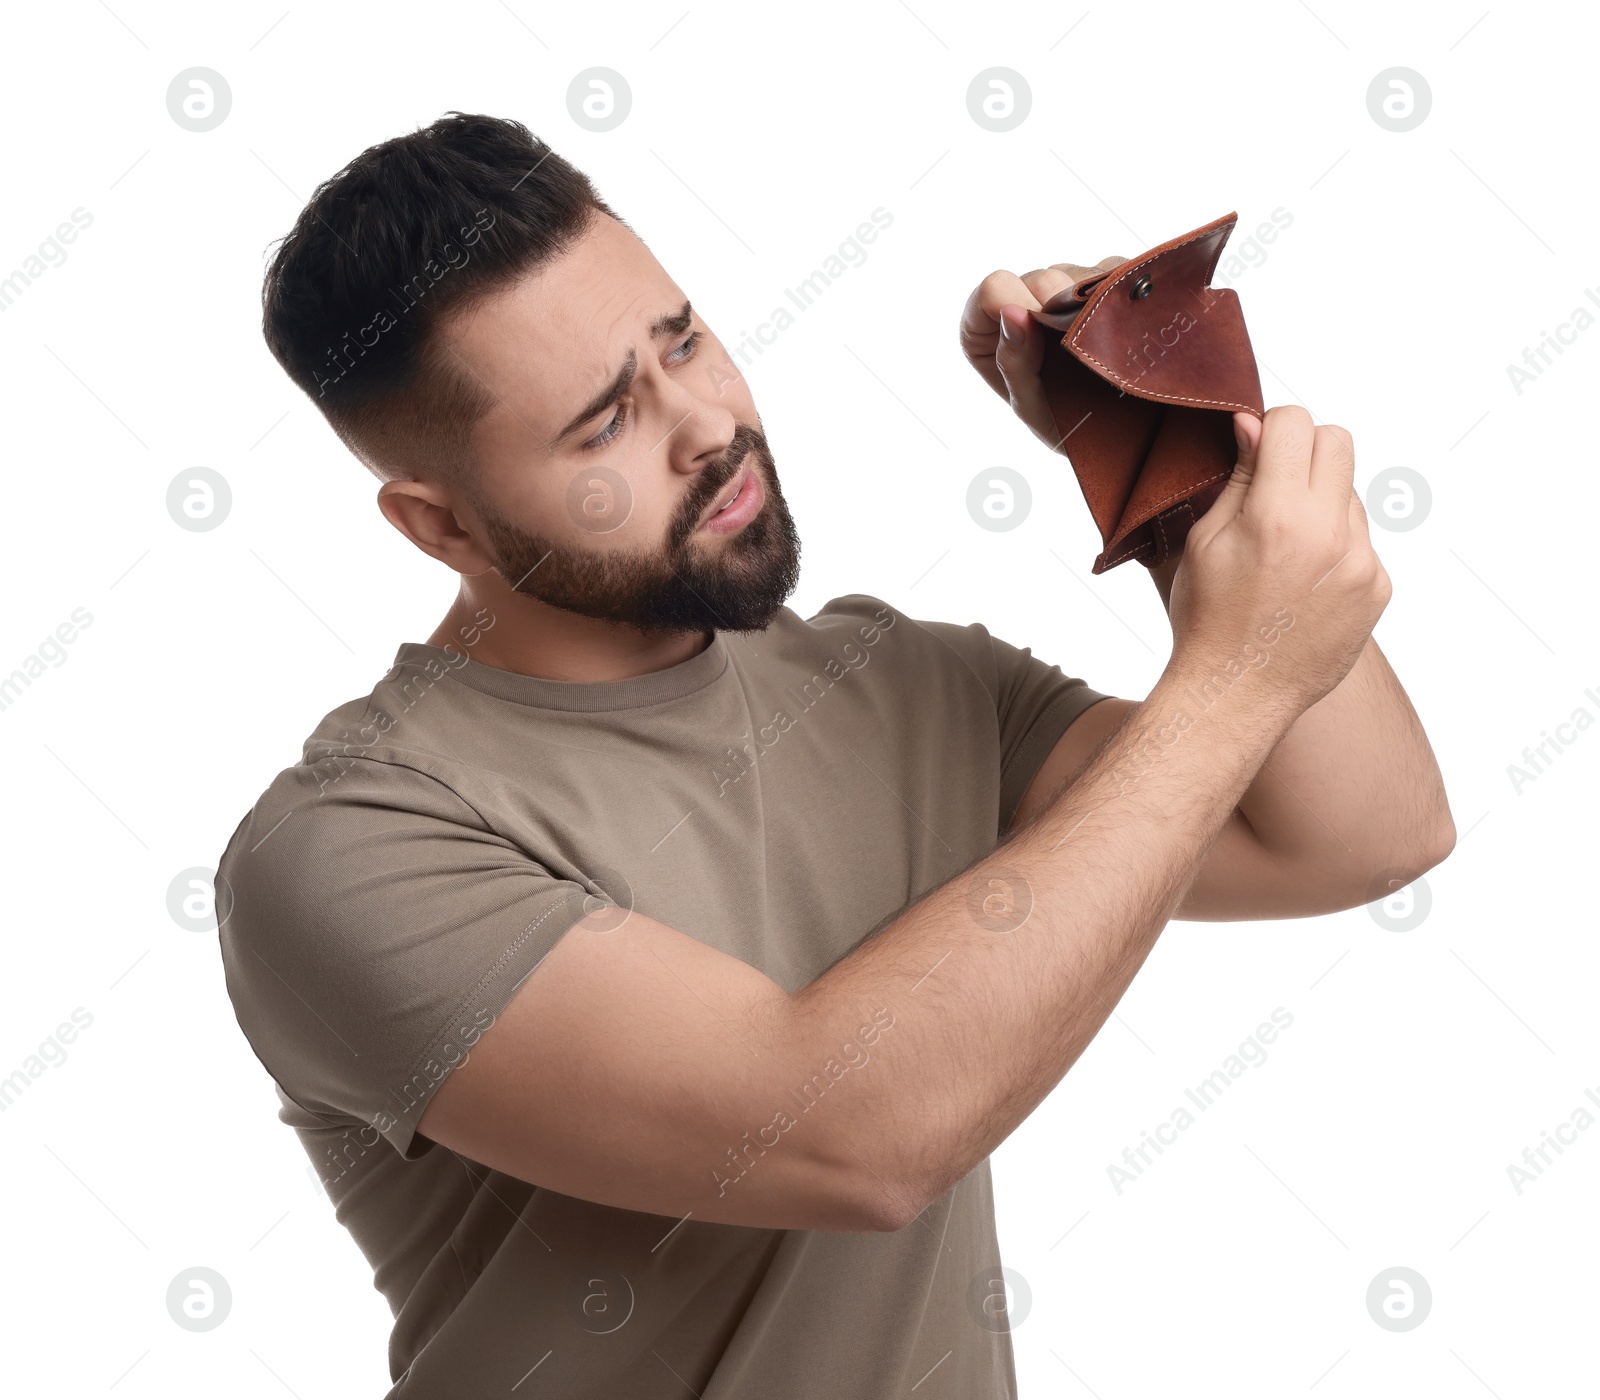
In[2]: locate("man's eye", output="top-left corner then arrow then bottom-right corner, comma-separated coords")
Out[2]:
580,333 -> 703,451
583,403 -> 628,451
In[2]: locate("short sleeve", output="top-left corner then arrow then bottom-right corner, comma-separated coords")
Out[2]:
911,616 -> 1113,832
215,756 -> 593,1159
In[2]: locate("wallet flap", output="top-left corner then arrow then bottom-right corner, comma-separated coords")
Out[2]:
1063,213 -> 1264,416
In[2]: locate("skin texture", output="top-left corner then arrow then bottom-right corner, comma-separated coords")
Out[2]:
406,217 -> 1457,1234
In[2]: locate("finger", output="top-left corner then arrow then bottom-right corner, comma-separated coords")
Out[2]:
1019,265 -> 1082,308
1238,404 -> 1315,518
993,302 -> 1053,439
959,270 -> 1041,396
1310,424 -> 1356,508
961,270 -> 1041,340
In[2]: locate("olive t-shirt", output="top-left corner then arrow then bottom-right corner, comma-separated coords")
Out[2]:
215,593 -> 1109,1399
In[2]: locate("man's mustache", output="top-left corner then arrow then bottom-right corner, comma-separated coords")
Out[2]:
673,425 -> 764,542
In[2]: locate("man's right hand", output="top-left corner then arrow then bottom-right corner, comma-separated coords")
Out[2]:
1165,405 -> 1392,721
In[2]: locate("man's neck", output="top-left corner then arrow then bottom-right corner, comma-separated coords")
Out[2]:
426,574 -> 713,684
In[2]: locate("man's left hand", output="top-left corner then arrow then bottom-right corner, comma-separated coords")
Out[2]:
958,255 -> 1126,451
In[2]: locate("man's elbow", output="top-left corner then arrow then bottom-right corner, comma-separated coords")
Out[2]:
1338,816 -> 1455,914
848,1191 -> 924,1234
817,1161 -> 929,1234
799,1140 -> 939,1234
1422,815 -> 1457,869
1409,795 -> 1458,874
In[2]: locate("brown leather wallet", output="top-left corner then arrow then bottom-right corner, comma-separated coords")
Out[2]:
1031,211 -> 1264,574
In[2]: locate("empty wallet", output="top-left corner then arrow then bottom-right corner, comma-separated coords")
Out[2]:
1030,211 -> 1264,574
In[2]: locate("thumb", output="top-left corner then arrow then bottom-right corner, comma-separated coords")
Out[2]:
1230,411 -> 1262,485
1196,410 -> 1262,534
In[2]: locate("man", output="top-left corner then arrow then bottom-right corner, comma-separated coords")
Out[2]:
216,111 -> 1454,1398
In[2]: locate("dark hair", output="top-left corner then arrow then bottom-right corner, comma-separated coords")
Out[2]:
261,112 -> 623,483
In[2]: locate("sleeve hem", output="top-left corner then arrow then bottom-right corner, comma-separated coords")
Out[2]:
998,685 -> 1115,834
376,887 -> 594,1159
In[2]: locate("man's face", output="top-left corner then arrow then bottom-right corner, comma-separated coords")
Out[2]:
442,213 -> 800,635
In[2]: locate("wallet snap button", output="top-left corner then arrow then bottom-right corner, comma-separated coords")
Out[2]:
1130,274 -> 1153,300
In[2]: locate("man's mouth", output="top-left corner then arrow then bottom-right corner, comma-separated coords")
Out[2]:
697,453 -> 763,534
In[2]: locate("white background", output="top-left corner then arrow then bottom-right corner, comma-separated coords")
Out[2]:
1,1 -> 1595,1395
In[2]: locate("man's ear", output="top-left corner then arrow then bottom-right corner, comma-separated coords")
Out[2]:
376,479 -> 498,576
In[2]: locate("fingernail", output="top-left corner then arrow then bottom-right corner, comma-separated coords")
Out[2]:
1000,307 -> 1020,343
1233,413 -> 1250,455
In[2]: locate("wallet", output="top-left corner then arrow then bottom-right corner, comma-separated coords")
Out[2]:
1030,211 -> 1264,574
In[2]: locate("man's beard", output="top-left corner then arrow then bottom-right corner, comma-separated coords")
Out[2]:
469,421 -> 802,635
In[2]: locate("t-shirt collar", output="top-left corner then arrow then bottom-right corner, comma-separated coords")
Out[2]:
390,630 -> 730,713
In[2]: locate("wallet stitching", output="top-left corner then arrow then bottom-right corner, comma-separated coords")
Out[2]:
1126,470 -> 1228,524
1102,539 -> 1151,567
1070,221 -> 1222,335
1068,221 -> 1255,412
1104,477 -> 1225,566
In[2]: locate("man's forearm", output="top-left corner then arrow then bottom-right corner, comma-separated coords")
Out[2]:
785,656 -> 1301,1228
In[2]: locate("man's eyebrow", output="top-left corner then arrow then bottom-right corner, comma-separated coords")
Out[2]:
550,300 -> 695,447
